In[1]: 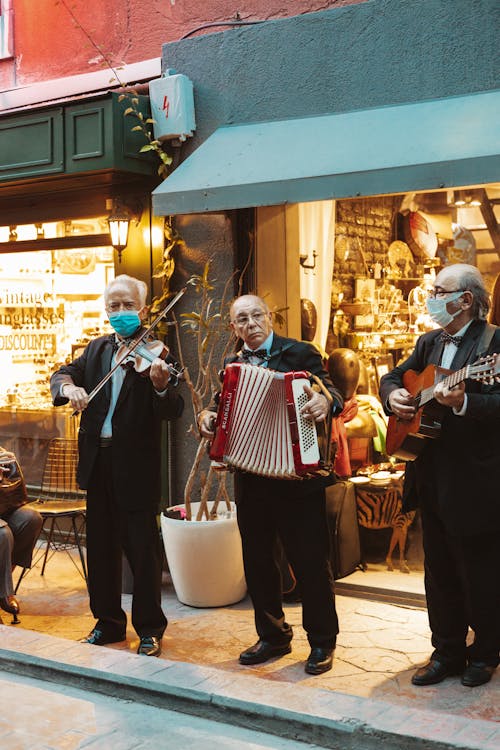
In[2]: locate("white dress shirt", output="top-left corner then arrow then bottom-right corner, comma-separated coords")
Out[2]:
100,347 -> 127,438
242,331 -> 274,367
440,321 -> 472,416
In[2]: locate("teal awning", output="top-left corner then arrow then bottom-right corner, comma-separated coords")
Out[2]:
152,90 -> 500,215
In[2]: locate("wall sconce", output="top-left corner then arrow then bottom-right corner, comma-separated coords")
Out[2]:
299,250 -> 318,270
106,199 -> 142,263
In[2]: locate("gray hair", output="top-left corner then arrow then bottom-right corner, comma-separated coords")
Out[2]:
454,264 -> 490,319
229,294 -> 270,320
104,274 -> 148,307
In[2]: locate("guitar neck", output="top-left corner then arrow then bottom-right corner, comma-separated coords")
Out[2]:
418,365 -> 470,408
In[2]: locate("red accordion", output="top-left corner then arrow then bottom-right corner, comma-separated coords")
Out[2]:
209,363 -> 332,479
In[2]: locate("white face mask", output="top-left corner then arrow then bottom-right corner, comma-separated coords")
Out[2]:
426,291 -> 463,329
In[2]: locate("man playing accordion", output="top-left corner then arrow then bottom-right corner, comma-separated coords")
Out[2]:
199,294 -> 343,675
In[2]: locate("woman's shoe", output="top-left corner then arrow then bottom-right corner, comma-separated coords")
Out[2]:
0,595 -> 20,623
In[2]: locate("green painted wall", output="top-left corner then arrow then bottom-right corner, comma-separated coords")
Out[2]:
160,0 -> 499,159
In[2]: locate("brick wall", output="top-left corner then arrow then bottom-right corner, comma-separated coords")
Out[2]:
333,195 -> 401,303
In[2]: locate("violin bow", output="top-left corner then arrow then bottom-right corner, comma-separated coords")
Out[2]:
73,286 -> 187,414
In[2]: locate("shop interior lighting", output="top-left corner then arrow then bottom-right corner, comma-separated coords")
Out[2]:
0,218 -> 116,248
15,224 -> 38,241
447,189 -> 482,208
43,222 -> 58,239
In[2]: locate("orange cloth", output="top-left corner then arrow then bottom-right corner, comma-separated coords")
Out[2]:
331,397 -> 358,477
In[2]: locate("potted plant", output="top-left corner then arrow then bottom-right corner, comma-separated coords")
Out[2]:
154,249 -> 247,607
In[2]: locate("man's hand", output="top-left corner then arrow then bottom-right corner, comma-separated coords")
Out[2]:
301,384 -> 329,422
433,380 -> 465,411
388,388 -> 416,421
149,358 -> 172,392
62,384 -> 89,413
198,410 -> 217,438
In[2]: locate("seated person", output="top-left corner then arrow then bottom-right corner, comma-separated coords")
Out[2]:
0,451 -> 42,622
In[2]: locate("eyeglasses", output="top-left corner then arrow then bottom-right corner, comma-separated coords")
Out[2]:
232,310 -> 267,327
106,301 -> 139,312
427,288 -> 465,299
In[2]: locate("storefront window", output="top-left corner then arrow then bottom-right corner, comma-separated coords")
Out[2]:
0,246 -> 114,409
0,219 -> 114,486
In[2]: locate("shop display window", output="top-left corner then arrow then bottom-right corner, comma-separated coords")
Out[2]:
0,241 -> 114,410
293,183 -> 500,600
0,219 -> 115,486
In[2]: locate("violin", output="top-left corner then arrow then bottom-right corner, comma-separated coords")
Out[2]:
116,335 -> 184,385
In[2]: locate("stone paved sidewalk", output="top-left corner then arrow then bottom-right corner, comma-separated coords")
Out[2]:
0,551 -> 498,749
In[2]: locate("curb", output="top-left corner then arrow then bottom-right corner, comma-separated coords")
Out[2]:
0,628 -> 498,750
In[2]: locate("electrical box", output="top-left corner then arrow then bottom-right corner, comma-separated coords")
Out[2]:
149,72 -> 196,142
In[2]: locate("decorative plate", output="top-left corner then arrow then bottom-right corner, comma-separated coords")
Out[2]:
404,211 -> 438,260
387,241 -> 413,276
335,235 -> 352,262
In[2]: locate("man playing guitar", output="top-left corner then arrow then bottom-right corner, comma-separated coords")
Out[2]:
380,263 -> 499,688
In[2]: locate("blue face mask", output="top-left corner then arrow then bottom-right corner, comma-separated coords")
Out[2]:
108,311 -> 141,338
426,291 -> 463,329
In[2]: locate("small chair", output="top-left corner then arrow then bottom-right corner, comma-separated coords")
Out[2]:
15,438 -> 87,591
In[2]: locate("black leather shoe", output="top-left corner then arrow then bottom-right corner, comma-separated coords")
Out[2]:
305,647 -> 334,675
0,595 -> 20,624
239,640 -> 292,665
137,636 -> 161,657
79,628 -> 126,646
411,659 -> 464,686
461,662 -> 496,687
0,595 -> 19,615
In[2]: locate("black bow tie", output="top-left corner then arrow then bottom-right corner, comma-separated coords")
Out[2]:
439,332 -> 463,347
240,348 -> 269,362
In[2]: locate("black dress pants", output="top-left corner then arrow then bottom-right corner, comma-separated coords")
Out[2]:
421,502 -> 500,667
0,506 -> 43,597
235,473 -> 338,649
85,446 -> 167,639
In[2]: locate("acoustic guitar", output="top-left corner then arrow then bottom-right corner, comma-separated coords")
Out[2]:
386,354 -> 499,461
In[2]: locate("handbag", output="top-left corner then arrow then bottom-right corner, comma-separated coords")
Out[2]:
0,447 -> 28,516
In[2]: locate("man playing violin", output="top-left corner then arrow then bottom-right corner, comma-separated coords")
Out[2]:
380,264 -> 500,688
50,274 -> 184,657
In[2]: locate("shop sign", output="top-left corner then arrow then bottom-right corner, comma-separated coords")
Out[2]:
0,330 -> 57,355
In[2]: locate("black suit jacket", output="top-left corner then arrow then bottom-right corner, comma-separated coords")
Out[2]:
379,320 -> 500,535
50,334 -> 184,511
227,333 -> 342,400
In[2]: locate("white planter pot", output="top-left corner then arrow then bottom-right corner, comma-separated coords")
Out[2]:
160,502 -> 247,607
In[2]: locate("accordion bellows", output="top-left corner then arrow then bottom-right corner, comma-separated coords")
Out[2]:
209,363 -> 322,478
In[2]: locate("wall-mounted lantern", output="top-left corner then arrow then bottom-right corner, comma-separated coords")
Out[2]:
106,199 -> 142,263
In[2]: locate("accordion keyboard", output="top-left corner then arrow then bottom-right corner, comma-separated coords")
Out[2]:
210,363 -> 322,478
